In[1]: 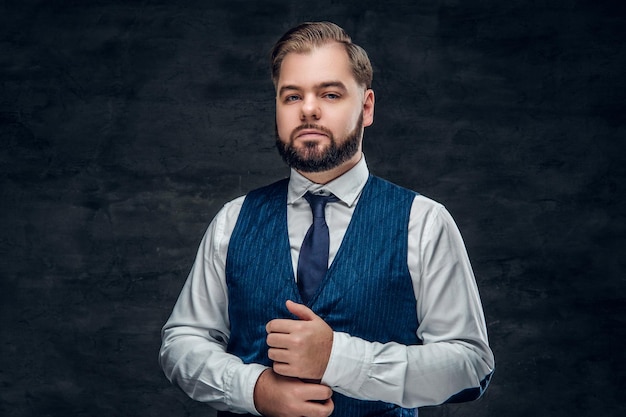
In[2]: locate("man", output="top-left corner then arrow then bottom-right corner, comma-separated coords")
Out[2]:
159,22 -> 494,417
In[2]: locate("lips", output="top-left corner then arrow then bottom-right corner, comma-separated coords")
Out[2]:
296,129 -> 328,138
291,125 -> 333,142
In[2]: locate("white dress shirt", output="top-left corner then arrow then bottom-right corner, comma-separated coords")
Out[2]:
159,156 -> 495,415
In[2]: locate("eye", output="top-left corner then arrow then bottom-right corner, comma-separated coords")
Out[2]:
324,93 -> 340,100
284,95 -> 301,103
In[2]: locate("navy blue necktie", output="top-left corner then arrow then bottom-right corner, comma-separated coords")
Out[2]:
297,192 -> 338,304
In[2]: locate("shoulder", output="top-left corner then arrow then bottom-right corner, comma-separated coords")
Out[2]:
206,195 -> 247,244
411,194 -> 446,217
220,195 -> 247,221
409,194 -> 465,244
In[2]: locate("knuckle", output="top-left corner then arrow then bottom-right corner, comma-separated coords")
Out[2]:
293,384 -> 308,398
272,362 -> 283,374
291,337 -> 301,348
267,348 -> 276,360
292,335 -> 305,348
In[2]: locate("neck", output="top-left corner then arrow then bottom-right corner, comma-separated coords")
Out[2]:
297,152 -> 362,185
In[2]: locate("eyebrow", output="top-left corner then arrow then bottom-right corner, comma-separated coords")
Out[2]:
278,81 -> 348,96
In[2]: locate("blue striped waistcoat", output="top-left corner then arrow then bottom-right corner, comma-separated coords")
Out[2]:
224,175 -> 420,417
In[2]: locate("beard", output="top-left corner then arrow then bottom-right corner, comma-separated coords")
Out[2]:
275,112 -> 363,173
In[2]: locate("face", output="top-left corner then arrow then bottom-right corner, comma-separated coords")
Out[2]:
275,42 -> 374,173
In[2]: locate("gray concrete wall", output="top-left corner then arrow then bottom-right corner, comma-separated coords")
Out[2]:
1,1 -> 624,416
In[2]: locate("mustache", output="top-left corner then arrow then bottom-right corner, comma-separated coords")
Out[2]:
289,124 -> 334,142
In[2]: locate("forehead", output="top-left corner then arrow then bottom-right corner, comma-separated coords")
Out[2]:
277,42 -> 357,89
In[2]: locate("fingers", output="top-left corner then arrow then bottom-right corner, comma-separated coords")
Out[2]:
267,341 -> 291,365
266,330 -> 306,350
266,318 -> 303,334
303,382 -> 334,415
271,360 -> 308,379
265,300 -> 334,380
253,369 -> 334,417
286,299 -> 317,321
303,380 -> 334,401
267,332 -> 306,378
304,396 -> 334,417
265,300 -> 318,334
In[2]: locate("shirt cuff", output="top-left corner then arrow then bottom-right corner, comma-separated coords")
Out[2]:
224,362 -> 269,415
321,331 -> 371,392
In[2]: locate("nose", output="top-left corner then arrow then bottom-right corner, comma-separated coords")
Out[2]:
300,94 -> 320,121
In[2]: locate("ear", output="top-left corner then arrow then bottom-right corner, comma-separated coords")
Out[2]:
362,88 -> 375,127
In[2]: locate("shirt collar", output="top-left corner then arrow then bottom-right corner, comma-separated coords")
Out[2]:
287,154 -> 370,207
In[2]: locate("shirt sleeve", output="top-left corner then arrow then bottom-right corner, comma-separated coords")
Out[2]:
321,196 -> 495,407
158,196 -> 268,415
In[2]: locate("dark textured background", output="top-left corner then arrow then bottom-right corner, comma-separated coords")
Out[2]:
1,1 -> 624,416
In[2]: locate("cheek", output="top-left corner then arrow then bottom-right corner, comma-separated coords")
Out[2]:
277,104 -> 304,126
336,109 -> 361,135
275,111 -> 294,140
275,114 -> 287,134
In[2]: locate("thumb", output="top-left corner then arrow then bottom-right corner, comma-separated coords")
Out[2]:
286,300 -> 317,321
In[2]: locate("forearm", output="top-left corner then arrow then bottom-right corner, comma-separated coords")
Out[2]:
321,331 -> 494,407
158,198 -> 266,413
160,326 -> 268,414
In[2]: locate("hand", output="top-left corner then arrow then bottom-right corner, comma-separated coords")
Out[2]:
253,368 -> 334,417
266,300 -> 334,381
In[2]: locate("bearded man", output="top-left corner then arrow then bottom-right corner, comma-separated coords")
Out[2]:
159,21 -> 495,417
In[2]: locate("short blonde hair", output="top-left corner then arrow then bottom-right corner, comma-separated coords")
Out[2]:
270,21 -> 373,89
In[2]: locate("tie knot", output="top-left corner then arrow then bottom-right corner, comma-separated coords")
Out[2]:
304,192 -> 337,218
